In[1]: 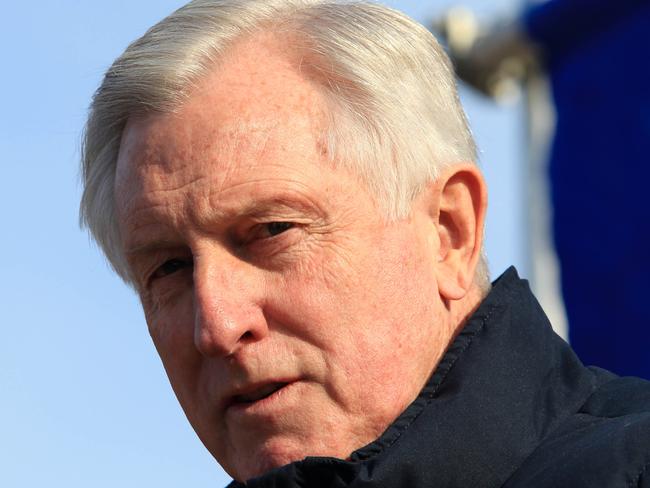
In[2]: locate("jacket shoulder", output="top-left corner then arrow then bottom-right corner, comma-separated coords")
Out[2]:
504,374 -> 650,488
580,373 -> 650,417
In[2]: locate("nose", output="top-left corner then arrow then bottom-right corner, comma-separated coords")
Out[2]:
192,254 -> 269,357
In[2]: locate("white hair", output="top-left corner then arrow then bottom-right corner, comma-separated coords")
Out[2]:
80,0 -> 490,288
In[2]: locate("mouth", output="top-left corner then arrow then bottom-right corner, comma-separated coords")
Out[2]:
229,382 -> 291,407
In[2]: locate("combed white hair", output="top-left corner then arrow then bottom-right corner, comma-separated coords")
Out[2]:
80,0 -> 490,288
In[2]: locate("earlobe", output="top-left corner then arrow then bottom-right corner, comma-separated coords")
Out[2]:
433,164 -> 488,301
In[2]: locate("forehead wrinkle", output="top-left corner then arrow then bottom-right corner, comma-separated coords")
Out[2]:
121,137 -> 283,244
206,122 -> 277,197
119,126 -> 253,218
116,35 -> 336,259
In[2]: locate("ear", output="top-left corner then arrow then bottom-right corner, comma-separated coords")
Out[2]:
431,164 -> 488,301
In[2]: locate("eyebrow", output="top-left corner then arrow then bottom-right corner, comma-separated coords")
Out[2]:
124,238 -> 185,259
228,194 -> 322,220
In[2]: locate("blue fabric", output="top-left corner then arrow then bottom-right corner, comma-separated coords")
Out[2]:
522,1 -> 650,378
524,0 -> 648,66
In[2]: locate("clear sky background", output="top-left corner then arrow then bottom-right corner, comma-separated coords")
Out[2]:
1,1 -> 523,486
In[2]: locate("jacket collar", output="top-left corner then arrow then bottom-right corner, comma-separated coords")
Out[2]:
229,267 -> 601,487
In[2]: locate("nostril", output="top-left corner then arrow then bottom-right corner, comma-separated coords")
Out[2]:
240,331 -> 254,341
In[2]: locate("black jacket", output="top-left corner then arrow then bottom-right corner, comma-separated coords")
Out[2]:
229,268 -> 650,487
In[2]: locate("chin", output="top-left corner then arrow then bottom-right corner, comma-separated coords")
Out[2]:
229,431 -> 358,482
229,438 -> 313,482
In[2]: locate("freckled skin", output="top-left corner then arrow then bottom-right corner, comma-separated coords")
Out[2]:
114,34 -> 471,482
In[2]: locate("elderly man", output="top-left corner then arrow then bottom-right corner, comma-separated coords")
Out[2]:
80,1 -> 650,486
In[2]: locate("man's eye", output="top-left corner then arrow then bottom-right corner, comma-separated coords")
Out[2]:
152,258 -> 193,280
263,222 -> 294,237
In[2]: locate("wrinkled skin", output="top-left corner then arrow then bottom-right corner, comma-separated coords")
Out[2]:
114,35 -> 484,481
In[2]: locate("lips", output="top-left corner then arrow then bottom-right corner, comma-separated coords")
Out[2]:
230,382 -> 289,405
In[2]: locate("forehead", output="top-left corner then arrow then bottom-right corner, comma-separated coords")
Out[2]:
114,34 -> 330,220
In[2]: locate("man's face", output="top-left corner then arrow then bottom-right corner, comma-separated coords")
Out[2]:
115,37 -> 453,481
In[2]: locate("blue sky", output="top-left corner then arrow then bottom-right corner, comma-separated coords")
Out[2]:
0,1 -> 523,486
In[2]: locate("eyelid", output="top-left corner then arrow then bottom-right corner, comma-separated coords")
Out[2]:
153,257 -> 193,278
261,221 -> 295,236
142,253 -> 193,289
233,221 -> 302,260
245,220 -> 301,242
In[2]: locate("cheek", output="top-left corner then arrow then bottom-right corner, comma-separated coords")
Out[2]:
349,227 -> 438,326
145,296 -> 202,400
270,226 -> 438,377
146,295 -> 193,353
